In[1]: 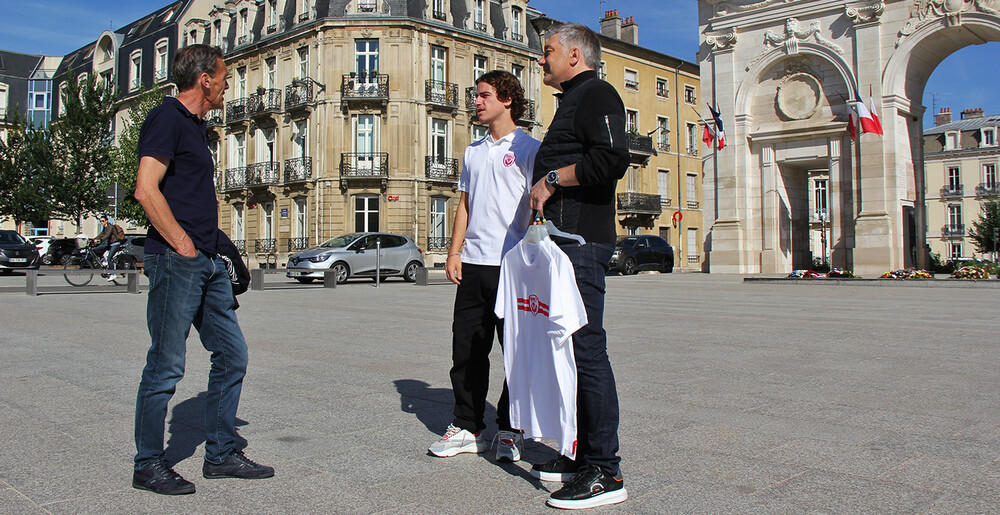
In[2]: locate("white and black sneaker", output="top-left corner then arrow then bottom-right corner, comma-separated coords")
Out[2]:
530,455 -> 581,482
428,424 -> 486,457
546,464 -> 627,509
493,430 -> 523,462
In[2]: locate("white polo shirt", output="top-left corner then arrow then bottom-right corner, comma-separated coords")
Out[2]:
458,127 -> 540,266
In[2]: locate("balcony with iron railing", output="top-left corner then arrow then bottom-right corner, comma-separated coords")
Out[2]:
238,34 -> 249,46
223,167 -> 247,191
627,134 -> 655,156
233,239 -> 247,254
214,169 -> 223,192
248,88 -> 282,117
976,183 -> 1000,197
266,24 -> 277,34
661,197 -> 673,208
285,79 -> 314,110
657,139 -> 670,152
340,153 -> 389,187
942,224 -> 966,237
341,73 -> 389,105
255,238 -> 277,253
426,80 -> 459,109
155,68 -> 168,82
288,237 -> 310,251
226,97 -> 250,123
624,79 -> 639,90
284,156 -> 312,183
246,161 -> 280,187
940,184 -> 964,198
617,192 -> 662,215
427,236 -> 451,252
511,32 -> 524,42
426,156 -> 459,181
519,99 -> 536,124
687,146 -> 699,157
432,10 -> 447,20
687,200 -> 700,209
474,22 -> 488,32
205,108 -> 224,126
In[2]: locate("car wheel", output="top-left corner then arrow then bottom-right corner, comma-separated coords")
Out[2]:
295,277 -> 315,284
622,258 -> 637,275
42,253 -> 54,265
59,254 -> 73,266
403,261 -> 421,282
330,262 -> 349,284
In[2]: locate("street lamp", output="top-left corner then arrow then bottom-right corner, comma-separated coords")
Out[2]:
815,208 -> 828,268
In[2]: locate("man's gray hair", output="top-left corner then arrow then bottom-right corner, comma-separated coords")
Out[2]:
172,44 -> 224,92
547,23 -> 602,69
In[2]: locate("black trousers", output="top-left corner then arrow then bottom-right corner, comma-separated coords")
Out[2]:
449,263 -> 511,433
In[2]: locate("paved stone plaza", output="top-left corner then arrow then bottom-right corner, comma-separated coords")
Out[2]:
0,271 -> 998,513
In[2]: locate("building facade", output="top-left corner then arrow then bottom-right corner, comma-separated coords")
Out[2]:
923,107 -> 1000,261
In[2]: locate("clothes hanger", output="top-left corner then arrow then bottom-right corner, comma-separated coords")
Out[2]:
524,211 -> 586,245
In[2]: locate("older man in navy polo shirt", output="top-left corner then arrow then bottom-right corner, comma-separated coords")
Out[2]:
132,44 -> 273,495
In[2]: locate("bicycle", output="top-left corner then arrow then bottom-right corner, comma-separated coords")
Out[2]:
62,242 -> 137,286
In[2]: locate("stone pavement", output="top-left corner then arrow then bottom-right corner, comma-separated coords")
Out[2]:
0,271 -> 998,514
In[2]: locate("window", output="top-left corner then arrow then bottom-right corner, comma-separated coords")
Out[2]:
686,174 -> 698,208
58,83 -> 67,114
511,6 -> 523,41
624,69 -> 638,90
657,116 -> 669,150
625,109 -> 638,133
295,199 -> 307,238
209,140 -> 219,168
268,0 -> 278,31
214,20 -> 222,47
239,9 -> 249,45
948,166 -> 961,191
430,118 -> 448,163
355,114 -> 376,170
511,64 -> 523,85
293,120 -> 308,158
263,202 -> 274,240
33,92 -> 46,110
658,170 -> 670,207
598,61 -> 606,80
473,55 -> 487,82
474,0 -> 486,31
232,133 -> 246,167
130,50 -> 142,90
355,195 -> 379,232
355,39 -> 379,81
948,204 -> 963,229
656,77 -> 668,98
297,46 -> 310,79
432,0 -> 446,20
687,228 -> 699,261
300,0 -> 311,20
359,0 -> 376,12
985,163 -> 997,188
237,66 -> 247,97
233,204 -> 245,240
982,127 -> 996,147
687,122 -> 698,153
189,29 -> 198,45
625,165 -> 639,191
684,85 -> 696,104
471,124 -> 488,141
946,131 -> 960,150
155,40 -> 168,82
265,57 -> 276,90
430,46 -> 447,84
0,84 -> 7,118
256,127 -> 275,164
949,242 -> 962,259
431,197 -> 448,246
814,179 -> 828,218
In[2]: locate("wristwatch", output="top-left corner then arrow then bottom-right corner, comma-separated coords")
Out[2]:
545,170 -> 560,187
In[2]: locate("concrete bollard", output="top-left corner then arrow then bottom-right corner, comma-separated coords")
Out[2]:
127,271 -> 140,294
415,266 -> 428,286
26,270 -> 38,296
251,268 -> 264,291
323,270 -> 338,288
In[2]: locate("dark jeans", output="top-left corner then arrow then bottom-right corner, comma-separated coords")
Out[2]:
449,263 -> 511,434
134,250 -> 249,469
558,241 -> 621,476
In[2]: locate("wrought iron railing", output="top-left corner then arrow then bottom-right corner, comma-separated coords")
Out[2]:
657,139 -> 670,152
214,169 -> 223,192
358,0 -> 376,12
233,239 -> 246,254
627,134 -> 654,154
432,10 -> 446,20
511,32 -> 524,42
226,97 -> 249,122
685,92 -> 697,104
624,79 -> 639,90
246,161 -> 280,186
255,238 -> 277,253
238,35 -> 249,46
942,224 -> 965,236
205,109 -> 224,126
687,200 -> 700,209
688,254 -> 700,263
656,85 -> 668,98
284,156 -> 312,183
288,237 -> 310,251
661,197 -> 672,207
425,80 -> 459,107
266,24 -> 277,34
474,22 -> 487,32
155,68 -> 168,82
340,152 -> 389,178
285,79 -> 313,109
519,99 -> 536,123
616,192 -> 662,215
248,88 -> 282,115
687,146 -> 699,157
975,183 -> 999,197
223,167 -> 247,191
427,236 -> 451,251
425,156 -> 459,181
940,185 -> 964,197
341,73 -> 389,101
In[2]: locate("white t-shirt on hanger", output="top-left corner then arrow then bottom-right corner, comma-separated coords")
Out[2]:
494,237 -> 587,459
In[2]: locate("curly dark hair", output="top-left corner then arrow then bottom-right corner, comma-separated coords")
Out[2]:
475,70 -> 526,121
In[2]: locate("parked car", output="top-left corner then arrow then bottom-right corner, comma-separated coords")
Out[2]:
608,235 -> 673,275
116,235 -> 147,266
27,236 -> 53,258
44,238 -> 79,265
286,232 -> 424,284
0,230 -> 41,274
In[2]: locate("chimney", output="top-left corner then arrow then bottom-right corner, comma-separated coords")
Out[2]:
961,107 -> 984,120
621,16 -> 638,45
600,9 -> 621,40
935,107 -> 952,126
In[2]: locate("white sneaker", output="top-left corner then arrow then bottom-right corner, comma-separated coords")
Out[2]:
428,424 -> 486,457
494,430 -> 523,462
105,274 -> 118,282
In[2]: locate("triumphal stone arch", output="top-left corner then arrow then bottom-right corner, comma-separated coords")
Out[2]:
698,0 -> 1000,276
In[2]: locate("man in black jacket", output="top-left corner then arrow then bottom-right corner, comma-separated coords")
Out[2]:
528,22 -> 630,510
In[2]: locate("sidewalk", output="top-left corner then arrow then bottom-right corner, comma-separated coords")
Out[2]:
0,272 -> 997,513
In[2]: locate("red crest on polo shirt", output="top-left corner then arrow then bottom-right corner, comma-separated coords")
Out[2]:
503,152 -> 516,167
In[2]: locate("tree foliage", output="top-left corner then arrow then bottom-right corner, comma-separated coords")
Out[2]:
968,195 -> 1000,257
48,71 -> 118,228
0,114 -> 52,226
111,86 -> 166,228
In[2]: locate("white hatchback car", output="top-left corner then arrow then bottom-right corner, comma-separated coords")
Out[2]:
285,232 -> 424,284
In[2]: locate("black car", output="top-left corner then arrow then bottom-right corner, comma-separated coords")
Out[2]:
609,235 -> 673,275
0,230 -> 41,274
42,238 -> 78,265
117,235 -> 147,266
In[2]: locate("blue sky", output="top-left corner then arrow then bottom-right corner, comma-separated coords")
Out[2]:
1,0 -> 995,128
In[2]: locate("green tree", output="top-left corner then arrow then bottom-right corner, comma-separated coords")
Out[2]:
111,86 -> 166,227
968,195 -> 1000,259
48,71 -> 118,228
0,114 -> 53,228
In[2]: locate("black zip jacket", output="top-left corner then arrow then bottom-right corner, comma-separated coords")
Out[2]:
533,70 -> 630,245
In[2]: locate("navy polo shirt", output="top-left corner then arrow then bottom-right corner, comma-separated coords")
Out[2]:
138,97 -> 219,255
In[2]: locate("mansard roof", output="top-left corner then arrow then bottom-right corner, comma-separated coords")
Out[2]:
925,113 -> 1000,135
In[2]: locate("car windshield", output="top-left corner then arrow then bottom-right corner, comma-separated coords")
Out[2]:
616,236 -> 639,248
318,233 -> 364,249
0,232 -> 27,245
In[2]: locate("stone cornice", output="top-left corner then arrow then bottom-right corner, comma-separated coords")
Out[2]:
705,28 -> 738,52
845,1 -> 885,24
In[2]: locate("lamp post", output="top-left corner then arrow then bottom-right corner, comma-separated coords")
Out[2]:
816,208 -> 828,269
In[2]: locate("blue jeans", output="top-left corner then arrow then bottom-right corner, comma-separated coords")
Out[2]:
134,250 -> 248,469
557,241 -> 621,476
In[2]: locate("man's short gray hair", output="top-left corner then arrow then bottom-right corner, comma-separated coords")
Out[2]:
547,23 -> 602,70
172,44 -> 224,92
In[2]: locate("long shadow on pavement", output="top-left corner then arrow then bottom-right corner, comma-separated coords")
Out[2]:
164,391 -> 248,465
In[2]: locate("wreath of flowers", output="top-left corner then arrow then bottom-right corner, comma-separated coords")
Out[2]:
880,269 -> 932,279
951,266 -> 991,279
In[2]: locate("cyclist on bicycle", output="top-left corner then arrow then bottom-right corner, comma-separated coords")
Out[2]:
93,215 -> 124,280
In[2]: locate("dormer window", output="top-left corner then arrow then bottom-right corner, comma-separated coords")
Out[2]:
359,0 -> 376,12
130,50 -> 142,91
511,6 -> 523,42
945,130 -> 960,150
155,39 -> 169,82
982,127 -> 996,147
474,0 -> 486,32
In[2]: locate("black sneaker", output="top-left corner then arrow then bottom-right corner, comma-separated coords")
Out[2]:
546,464 -> 628,509
132,460 -> 196,495
530,455 -> 581,482
203,450 -> 275,479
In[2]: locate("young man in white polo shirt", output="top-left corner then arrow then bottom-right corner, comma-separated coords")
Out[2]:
428,70 -> 540,462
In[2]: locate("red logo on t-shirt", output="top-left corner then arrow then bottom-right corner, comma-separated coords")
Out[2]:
517,294 -> 549,316
503,152 -> 516,167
